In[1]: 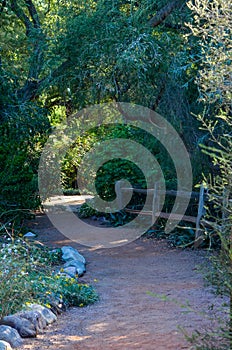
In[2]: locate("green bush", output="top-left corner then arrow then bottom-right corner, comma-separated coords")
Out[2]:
0,101 -> 50,215
62,123 -> 176,199
184,0 -> 232,347
0,239 -> 98,318
62,189 -> 80,195
78,202 -> 99,218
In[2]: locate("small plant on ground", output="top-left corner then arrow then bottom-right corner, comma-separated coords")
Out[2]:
0,238 -> 98,318
78,202 -> 99,218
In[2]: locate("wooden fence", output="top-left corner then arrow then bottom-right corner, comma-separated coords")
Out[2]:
115,181 -> 207,247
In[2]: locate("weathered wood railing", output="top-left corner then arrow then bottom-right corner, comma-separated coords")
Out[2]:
115,181 -> 207,247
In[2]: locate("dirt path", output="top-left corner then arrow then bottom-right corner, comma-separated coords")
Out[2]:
22,211 -> 225,350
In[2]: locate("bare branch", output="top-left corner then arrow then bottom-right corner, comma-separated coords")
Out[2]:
25,0 -> 41,28
9,0 -> 45,101
150,79 -> 167,111
149,0 -> 185,27
23,59 -> 72,101
10,0 -> 32,35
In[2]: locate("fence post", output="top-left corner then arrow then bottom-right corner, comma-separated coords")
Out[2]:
152,182 -> 160,224
115,180 -> 123,211
194,184 -> 206,248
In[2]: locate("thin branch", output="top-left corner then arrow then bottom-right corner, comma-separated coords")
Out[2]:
0,0 -> 7,14
26,59 -> 71,101
25,0 -> 41,28
10,0 -> 45,101
10,0 -> 32,35
45,0 -> 51,15
38,59 -> 72,88
149,0 -> 185,28
150,79 -> 167,111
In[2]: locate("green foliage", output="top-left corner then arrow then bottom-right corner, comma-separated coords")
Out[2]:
78,202 -> 99,219
183,328 -> 230,350
0,238 -> 98,318
62,189 -> 80,196
186,0 -> 232,348
55,0 -> 190,107
0,105 -> 50,211
0,209 -> 35,237
62,123 -> 176,198
55,278 -> 98,307
187,0 -> 231,107
108,210 -> 131,227
167,227 -> 196,247
0,0 -> 210,219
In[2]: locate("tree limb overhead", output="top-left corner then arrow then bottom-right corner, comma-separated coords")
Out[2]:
10,0 -> 45,101
149,0 -> 185,27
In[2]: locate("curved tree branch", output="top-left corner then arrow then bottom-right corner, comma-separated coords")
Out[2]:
149,0 -> 185,27
10,0 -> 45,101
25,0 -> 41,28
10,0 -> 32,35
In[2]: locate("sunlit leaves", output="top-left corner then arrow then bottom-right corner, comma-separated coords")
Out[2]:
187,0 -> 232,106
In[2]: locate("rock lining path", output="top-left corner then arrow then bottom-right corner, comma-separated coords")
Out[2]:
22,202 -> 226,350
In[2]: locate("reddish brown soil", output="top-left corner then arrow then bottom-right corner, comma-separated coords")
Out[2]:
22,212 -> 227,350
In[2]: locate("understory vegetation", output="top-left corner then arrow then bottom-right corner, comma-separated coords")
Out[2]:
0,233 -> 98,318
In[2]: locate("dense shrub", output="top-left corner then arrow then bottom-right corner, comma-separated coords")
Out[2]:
0,238 -> 98,318
0,104 -> 50,212
62,124 -> 176,197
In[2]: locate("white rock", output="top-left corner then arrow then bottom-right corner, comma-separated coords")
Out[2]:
0,315 -> 36,338
0,325 -> 23,348
16,310 -> 46,334
61,246 -> 86,264
63,260 -> 86,276
63,266 -> 77,278
25,305 -> 57,325
0,340 -> 12,350
23,232 -> 36,238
